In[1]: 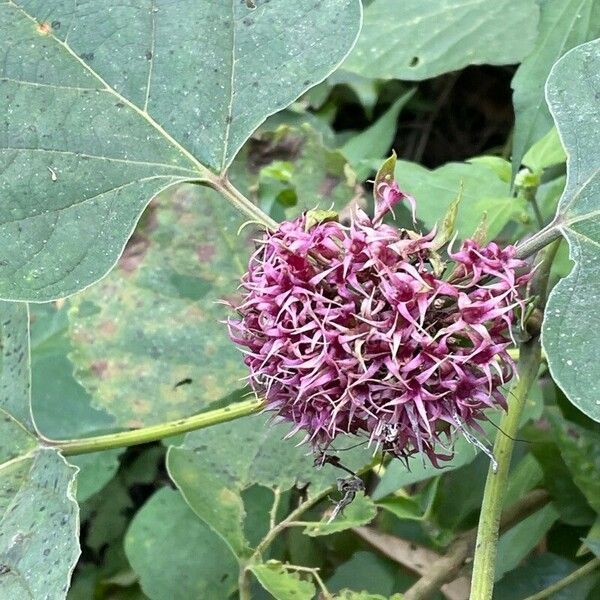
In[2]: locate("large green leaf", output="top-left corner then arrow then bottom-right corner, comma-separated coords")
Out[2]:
68,185 -> 248,428
541,39 -> 600,422
548,412 -> 600,514
0,302 -> 80,599
495,553 -> 600,600
495,504 -> 559,580
124,488 -> 238,600
511,0 -> 600,173
343,0 -> 539,80
0,0 -> 362,301
0,449 -> 80,599
167,413 -> 373,558
394,159 -> 527,240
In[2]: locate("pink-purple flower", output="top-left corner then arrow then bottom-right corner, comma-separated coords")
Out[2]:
228,181 -> 530,465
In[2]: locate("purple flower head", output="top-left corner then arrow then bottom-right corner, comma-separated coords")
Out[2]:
228,181 -> 530,466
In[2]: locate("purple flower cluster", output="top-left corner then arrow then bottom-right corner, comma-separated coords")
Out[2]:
228,182 -> 529,464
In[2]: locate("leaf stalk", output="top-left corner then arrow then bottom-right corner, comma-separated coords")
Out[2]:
210,176 -> 279,230
48,398 -> 264,456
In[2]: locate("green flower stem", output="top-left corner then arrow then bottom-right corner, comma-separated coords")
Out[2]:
523,557 -> 600,600
468,338 -> 541,600
470,240 -> 560,600
209,176 -> 279,231
49,398 -> 264,456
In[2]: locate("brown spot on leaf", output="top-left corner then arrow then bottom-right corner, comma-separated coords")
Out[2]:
36,21 -> 52,35
196,243 -> 216,263
90,360 -> 108,378
99,320 -> 117,336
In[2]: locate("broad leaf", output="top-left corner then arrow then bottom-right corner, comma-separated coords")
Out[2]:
542,39 -> 600,422
548,412 -> 600,513
0,302 -> 80,599
68,185 -> 249,428
124,488 -> 238,600
394,159 -> 527,240
327,551 -> 410,598
495,504 -> 559,580
0,449 -> 80,599
525,422 -> 596,527
495,553 -> 600,600
343,0 -> 538,80
249,562 -> 316,600
0,0 -> 362,301
341,89 -> 415,178
167,413 -> 373,558
511,0 -> 600,173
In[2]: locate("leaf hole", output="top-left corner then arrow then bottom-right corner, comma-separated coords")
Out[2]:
409,56 -> 420,68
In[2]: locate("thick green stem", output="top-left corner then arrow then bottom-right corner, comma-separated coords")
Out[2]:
470,240 -> 560,600
469,339 -> 541,600
523,557 -> 600,600
48,398 -> 264,456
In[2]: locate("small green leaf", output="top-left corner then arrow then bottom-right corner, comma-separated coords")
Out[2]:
302,492 -> 377,536
376,477 -> 439,522
581,518 -> 600,558
522,127 -> 566,173
327,552 -> 409,598
468,156 -> 512,184
541,39 -> 600,422
249,562 -> 316,600
125,488 -> 238,600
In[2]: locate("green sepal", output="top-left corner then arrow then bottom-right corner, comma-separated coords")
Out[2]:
304,208 -> 339,231
373,151 -> 397,202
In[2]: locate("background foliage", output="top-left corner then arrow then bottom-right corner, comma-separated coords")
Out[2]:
0,1 -> 599,599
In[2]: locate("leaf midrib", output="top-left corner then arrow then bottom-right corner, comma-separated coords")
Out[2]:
7,0 -> 213,181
